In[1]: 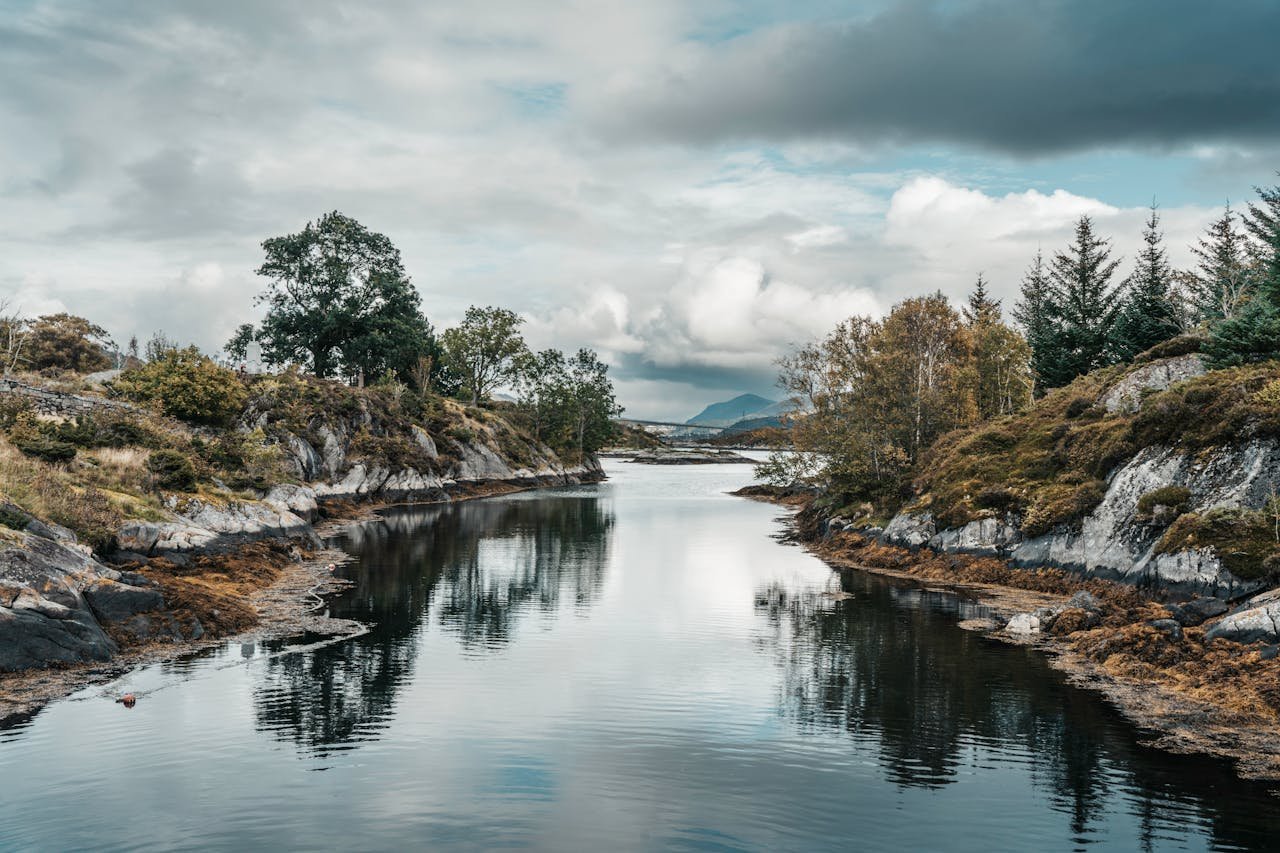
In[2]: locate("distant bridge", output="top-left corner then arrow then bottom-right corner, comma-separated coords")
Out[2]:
613,418 -> 724,438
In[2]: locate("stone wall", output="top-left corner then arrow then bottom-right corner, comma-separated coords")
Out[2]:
0,379 -> 135,417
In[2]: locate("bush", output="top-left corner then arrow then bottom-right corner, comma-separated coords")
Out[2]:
973,487 -> 1020,512
1156,508 -> 1280,580
1022,480 -> 1108,537
147,449 -> 198,491
7,418 -> 77,463
1065,397 -> 1094,418
112,347 -> 247,426
1137,485 -> 1192,518
1133,334 -> 1204,364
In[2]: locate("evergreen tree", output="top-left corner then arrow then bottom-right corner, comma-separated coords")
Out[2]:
1012,250 -> 1058,394
1042,216 -> 1123,387
963,273 -> 1001,327
965,275 -> 1031,418
1111,205 -> 1180,360
1206,179 -> 1280,366
1190,206 -> 1252,323
1244,177 -> 1280,305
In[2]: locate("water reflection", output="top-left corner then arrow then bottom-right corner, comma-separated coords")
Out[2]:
252,495 -> 614,756
754,571 -> 1280,849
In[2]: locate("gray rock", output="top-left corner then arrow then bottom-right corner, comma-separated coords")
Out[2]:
882,512 -> 936,549
1100,354 -> 1205,414
1168,596 -> 1229,627
83,578 -> 165,623
1006,612 -> 1042,634
1148,618 -> 1184,641
1206,600 -> 1280,645
1068,591 -> 1102,612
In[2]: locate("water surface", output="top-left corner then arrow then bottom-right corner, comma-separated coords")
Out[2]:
2,459 -> 1279,851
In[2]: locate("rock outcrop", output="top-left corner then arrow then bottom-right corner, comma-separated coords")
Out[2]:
0,518 -> 211,672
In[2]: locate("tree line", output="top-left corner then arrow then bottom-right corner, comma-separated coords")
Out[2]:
1,210 -> 622,457
768,176 -> 1280,500
223,211 -> 622,456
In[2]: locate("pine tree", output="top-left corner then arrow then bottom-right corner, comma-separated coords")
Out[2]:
1043,216 -> 1123,387
963,273 -> 1001,327
1190,206 -> 1252,323
1011,250 -> 1057,394
1111,205 -> 1180,360
965,274 -> 1031,417
1206,179 -> 1280,367
1244,178 -> 1280,306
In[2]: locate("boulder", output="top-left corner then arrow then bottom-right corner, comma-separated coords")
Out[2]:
1168,596 -> 1229,627
1148,618 -> 1184,641
1006,612 -> 1042,634
1206,599 -> 1280,645
83,578 -> 165,623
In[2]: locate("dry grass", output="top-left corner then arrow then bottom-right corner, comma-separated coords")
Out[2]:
805,522 -> 1280,724
136,540 -> 302,637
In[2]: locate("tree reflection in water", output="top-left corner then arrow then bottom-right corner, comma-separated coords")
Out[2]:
753,570 -> 1280,848
252,495 -> 613,757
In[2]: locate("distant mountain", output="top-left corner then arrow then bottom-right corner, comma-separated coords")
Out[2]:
685,393 -> 776,427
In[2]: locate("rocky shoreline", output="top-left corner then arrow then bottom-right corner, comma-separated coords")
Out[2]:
0,472 -> 602,722
736,487 -> 1280,783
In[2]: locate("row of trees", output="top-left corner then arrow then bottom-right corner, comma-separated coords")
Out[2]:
765,286 -> 1032,499
1014,179 -> 1280,391
224,211 -> 621,455
0,310 -> 118,375
772,176 -> 1280,499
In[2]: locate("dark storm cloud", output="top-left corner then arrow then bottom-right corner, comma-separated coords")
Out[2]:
587,0 -> 1280,155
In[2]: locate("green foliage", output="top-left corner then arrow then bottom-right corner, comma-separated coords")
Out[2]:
1156,508 -> 1280,581
238,211 -> 436,383
1133,334 -> 1203,364
22,313 -> 113,373
441,305 -> 527,405
1111,207 -> 1181,361
147,448 -> 198,491
7,418 -> 77,463
1136,485 -> 1192,518
1041,216 -> 1124,388
1204,299 -> 1280,368
112,346 -> 247,425
1021,480 -> 1108,537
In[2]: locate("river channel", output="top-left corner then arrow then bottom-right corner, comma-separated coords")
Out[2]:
2,458 -> 1279,851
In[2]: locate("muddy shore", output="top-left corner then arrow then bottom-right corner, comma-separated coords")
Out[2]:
736,487 -> 1280,784
0,477 -> 586,723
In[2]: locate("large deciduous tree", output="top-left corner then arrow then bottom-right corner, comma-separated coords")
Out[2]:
441,305 -> 527,405
24,313 -> 114,373
230,211 -> 434,383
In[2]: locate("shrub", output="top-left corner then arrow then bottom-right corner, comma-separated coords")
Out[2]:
1156,508 -> 1280,580
112,347 -> 247,426
1065,397 -> 1094,418
973,487 -> 1020,512
1136,485 -> 1192,518
1022,480 -> 1108,537
1133,334 -> 1204,364
147,448 -> 198,491
7,418 -> 77,463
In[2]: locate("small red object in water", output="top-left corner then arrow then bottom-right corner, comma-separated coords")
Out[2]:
119,693 -> 137,708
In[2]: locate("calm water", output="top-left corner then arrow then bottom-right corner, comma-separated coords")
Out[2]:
2,458 -> 1280,851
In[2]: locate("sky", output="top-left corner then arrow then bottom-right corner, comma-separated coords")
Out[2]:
2,0 -> 1279,421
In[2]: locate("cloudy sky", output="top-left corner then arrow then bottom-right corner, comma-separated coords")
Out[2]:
3,0 -> 1279,420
